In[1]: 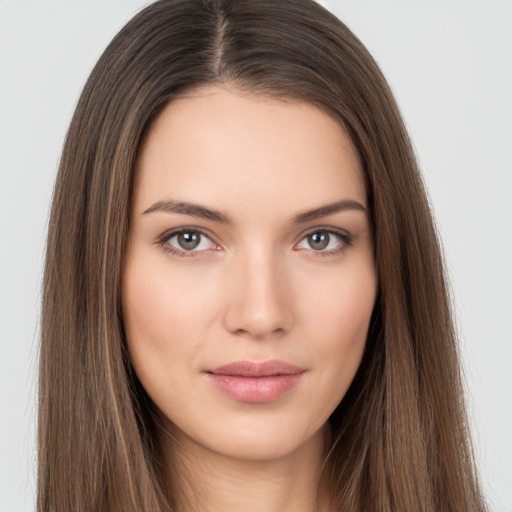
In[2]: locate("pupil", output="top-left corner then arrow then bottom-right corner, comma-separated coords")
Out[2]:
308,231 -> 329,250
178,232 -> 200,250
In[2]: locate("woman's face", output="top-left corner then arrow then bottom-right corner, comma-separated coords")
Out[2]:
122,87 -> 377,462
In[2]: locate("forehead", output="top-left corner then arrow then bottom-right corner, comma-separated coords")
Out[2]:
133,86 -> 366,217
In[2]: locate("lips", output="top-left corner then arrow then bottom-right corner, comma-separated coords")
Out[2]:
204,360 -> 305,403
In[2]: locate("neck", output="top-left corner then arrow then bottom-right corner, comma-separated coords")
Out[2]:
159,422 -> 332,512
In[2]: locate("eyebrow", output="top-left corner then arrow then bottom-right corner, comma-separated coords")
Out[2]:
142,198 -> 366,224
142,200 -> 230,223
292,199 -> 366,224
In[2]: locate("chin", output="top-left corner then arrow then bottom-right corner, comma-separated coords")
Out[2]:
169,411 -> 329,464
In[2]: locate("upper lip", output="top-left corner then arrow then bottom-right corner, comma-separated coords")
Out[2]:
206,360 -> 305,377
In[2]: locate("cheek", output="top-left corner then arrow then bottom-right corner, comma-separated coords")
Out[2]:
299,254 -> 376,340
123,259 -> 216,339
298,259 -> 376,398
121,258 -> 220,387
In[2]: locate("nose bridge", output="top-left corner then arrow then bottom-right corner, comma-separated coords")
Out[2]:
223,243 -> 293,338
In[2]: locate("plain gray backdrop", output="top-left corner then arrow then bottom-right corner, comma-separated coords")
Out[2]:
0,1 -> 511,510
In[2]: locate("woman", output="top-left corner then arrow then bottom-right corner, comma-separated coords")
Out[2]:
38,0 -> 487,510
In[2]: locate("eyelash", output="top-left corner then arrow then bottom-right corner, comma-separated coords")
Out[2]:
295,227 -> 353,257
157,227 -> 219,258
157,226 -> 353,258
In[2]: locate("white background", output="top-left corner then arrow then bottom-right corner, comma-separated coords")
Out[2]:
0,1 -> 510,510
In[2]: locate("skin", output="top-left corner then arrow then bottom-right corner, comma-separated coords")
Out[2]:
122,86 -> 377,512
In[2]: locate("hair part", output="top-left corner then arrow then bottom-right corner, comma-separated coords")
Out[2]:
39,1 -> 487,510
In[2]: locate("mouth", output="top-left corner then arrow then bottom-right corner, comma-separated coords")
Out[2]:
204,360 -> 305,403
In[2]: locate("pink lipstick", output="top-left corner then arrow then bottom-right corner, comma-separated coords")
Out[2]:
205,360 -> 305,403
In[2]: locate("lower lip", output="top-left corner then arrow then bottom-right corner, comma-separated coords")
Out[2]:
205,373 -> 304,403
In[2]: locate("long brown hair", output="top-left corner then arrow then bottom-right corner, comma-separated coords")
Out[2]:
39,0 -> 487,510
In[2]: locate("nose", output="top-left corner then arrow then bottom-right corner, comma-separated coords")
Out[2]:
223,248 -> 294,339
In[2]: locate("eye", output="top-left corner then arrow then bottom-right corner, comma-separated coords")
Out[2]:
160,229 -> 218,256
295,229 -> 351,254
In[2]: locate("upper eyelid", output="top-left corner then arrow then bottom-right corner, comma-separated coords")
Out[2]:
158,226 -> 216,243
295,225 -> 351,242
